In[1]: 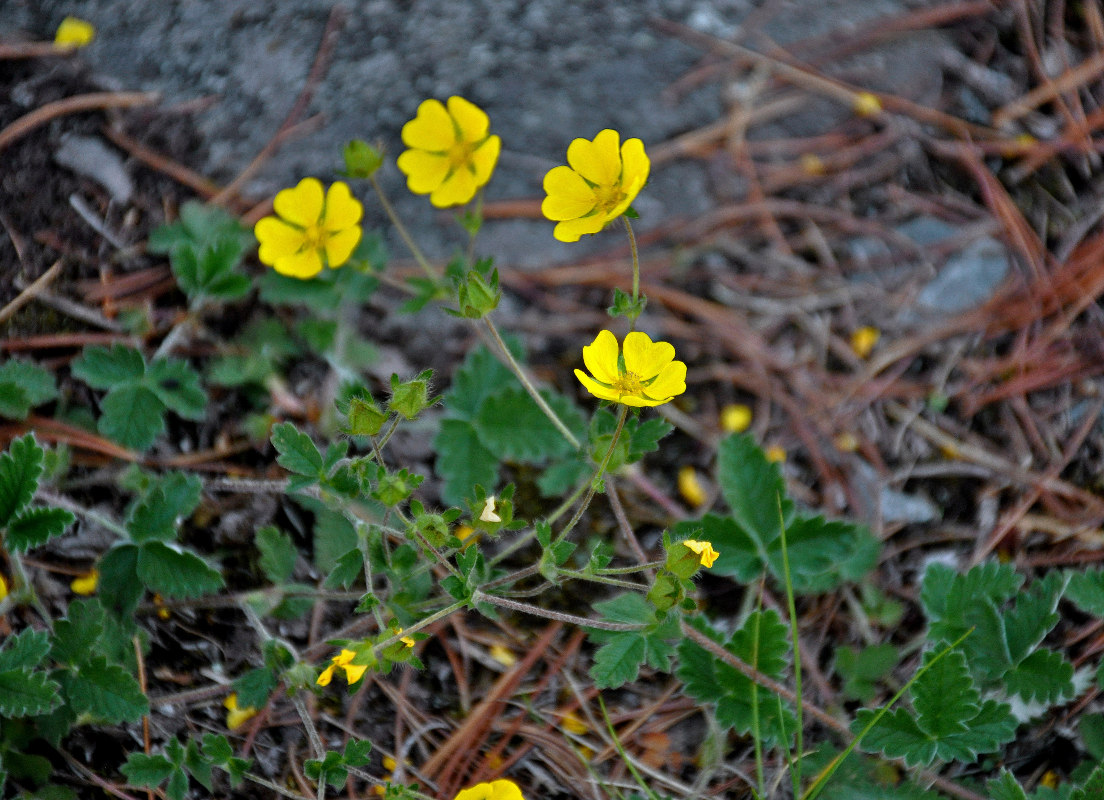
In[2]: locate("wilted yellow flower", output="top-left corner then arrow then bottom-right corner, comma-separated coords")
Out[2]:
850,326 -> 880,358
453,779 -> 525,800
575,330 -> 686,408
254,178 -> 363,279
317,648 -> 369,687
0,574 -> 8,601
397,96 -> 501,207
682,539 -> 719,569
853,91 -> 882,117
479,495 -> 502,523
223,693 -> 258,730
55,17 -> 95,48
542,129 -> 649,242
70,569 -> 98,596
720,404 -> 752,433
677,466 -> 707,508
489,643 -> 516,667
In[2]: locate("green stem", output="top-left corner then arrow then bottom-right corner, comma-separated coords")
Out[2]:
372,598 -> 467,650
555,568 -> 648,591
483,315 -> 581,451
623,216 -> 640,322
778,495 -> 804,797
598,693 -> 663,800
369,174 -> 439,283
471,590 -> 646,631
554,405 -> 629,545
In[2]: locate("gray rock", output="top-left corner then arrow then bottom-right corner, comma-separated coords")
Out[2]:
53,133 -> 134,203
896,215 -> 957,247
916,236 -> 1010,314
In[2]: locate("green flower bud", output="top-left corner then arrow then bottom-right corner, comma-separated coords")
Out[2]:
343,139 -> 384,178
374,468 -> 424,507
347,396 -> 389,436
454,268 -> 500,318
646,571 -> 684,617
388,369 -> 435,420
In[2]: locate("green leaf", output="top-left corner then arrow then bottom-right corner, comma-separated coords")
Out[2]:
137,541 -> 224,598
1066,569 -> 1104,618
0,670 -> 63,716
98,384 -> 165,450
434,419 -> 498,506
854,708 -> 936,768
120,753 -> 175,788
1004,648 -> 1073,704
145,358 -> 206,420
324,547 -> 364,590
935,699 -> 1016,763
474,386 -> 584,461
717,433 -> 793,541
590,634 -> 648,690
0,383 -> 31,420
63,657 -> 149,723
0,433 -> 43,527
835,644 -> 899,703
0,628 -> 51,671
126,487 -> 183,543
201,733 -> 252,787
98,544 -> 143,617
1004,571 -> 1066,663
987,771 -> 1028,800
913,649 -> 978,737
270,422 -> 325,479
1072,764 -> 1104,800
0,360 -> 56,419
233,667 -> 277,709
588,593 -> 678,689
52,598 -> 105,666
5,506 -> 74,552
442,344 -> 515,421
71,344 -> 146,389
675,513 -> 762,582
256,525 -> 297,584
149,200 -> 252,256
920,561 -> 1022,624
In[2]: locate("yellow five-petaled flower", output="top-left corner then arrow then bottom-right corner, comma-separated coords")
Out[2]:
682,539 -> 720,569
317,648 -> 369,687
575,330 -> 686,407
254,178 -> 363,279
453,779 -> 526,800
397,96 -> 501,208
542,129 -> 650,242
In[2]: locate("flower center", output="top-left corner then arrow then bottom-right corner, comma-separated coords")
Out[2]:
593,182 -> 626,213
611,371 -> 644,396
302,223 -> 326,250
447,140 -> 476,170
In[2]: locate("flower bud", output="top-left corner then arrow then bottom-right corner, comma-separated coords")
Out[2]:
388,370 -> 435,420
347,396 -> 389,436
342,139 -> 384,178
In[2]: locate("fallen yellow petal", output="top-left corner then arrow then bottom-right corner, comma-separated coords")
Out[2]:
70,569 -> 99,596
853,91 -> 882,117
850,326 -> 880,358
677,466 -> 707,508
55,16 -> 95,48
489,643 -> 516,667
720,404 -> 752,433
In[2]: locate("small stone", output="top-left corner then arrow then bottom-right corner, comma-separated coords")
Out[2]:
916,237 -> 1009,314
54,134 -> 133,203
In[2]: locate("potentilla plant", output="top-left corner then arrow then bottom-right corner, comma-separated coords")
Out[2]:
2,92 -> 1102,800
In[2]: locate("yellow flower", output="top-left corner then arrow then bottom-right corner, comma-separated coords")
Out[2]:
766,445 -> 787,463
853,91 -> 882,117
682,539 -> 719,569
453,779 -> 526,800
850,326 -> 880,358
678,466 -> 707,508
254,178 -> 363,279
70,569 -> 99,596
317,649 -> 369,687
720,403 -> 752,433
0,574 -> 8,601
223,693 -> 258,730
397,96 -> 501,207
55,17 -> 95,48
542,129 -> 650,242
560,711 -> 588,735
575,330 -> 686,408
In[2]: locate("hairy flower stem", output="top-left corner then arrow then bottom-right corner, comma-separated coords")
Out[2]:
373,598 -> 467,651
368,174 -> 440,283
483,315 -> 581,450
472,590 -> 645,631
554,405 -> 629,545
623,216 -> 640,305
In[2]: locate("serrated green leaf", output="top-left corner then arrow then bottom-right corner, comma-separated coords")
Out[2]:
256,525 -> 297,584
233,667 -> 277,709
0,628 -> 51,672
64,657 -> 148,723
324,547 -> 364,590
149,200 -> 252,255
0,669 -> 63,716
590,634 -> 648,689
137,541 -> 224,598
592,592 -> 657,626
913,649 -> 978,737
98,544 -> 143,617
536,456 -> 589,497
766,514 -> 866,592
717,433 -> 794,541
921,561 -> 1022,624
1005,648 -> 1073,704
675,513 -> 762,581
0,382 -> 31,420
588,594 -> 678,689
987,771 -> 1029,800
474,386 -> 584,461
442,344 -> 516,421
1066,569 -> 1104,618
120,753 -> 175,787
52,598 -> 105,666
835,643 -> 899,703
434,418 -> 498,506
98,384 -> 165,450
126,487 -> 182,543
934,699 -> 1016,763
5,506 -> 75,552
0,433 -> 43,528
1071,764 -> 1104,800
270,422 -> 325,479
145,358 -> 206,419
1081,713 -> 1104,760
854,707 -> 937,767
1004,571 -> 1067,664
0,360 -> 56,419
344,739 -> 372,766
626,416 -> 673,461
71,344 -> 146,389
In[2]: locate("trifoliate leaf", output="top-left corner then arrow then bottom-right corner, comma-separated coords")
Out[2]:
0,360 -> 56,419
913,649 -> 978,737
1004,648 -> 1074,705
442,344 -> 516,421
434,418 -> 498,506
63,657 -> 148,723
256,525 -> 297,584
120,753 -> 175,788
98,544 -> 143,617
0,628 -> 51,672
1004,571 -> 1067,663
98,384 -> 166,450
5,506 -> 74,552
0,670 -> 63,717
137,541 -> 224,598
588,593 -> 678,689
1065,568 -> 1104,618
0,433 -> 43,527
475,386 -> 585,461
270,422 -> 325,480
70,344 -> 146,388
145,358 -> 206,420
51,598 -> 105,666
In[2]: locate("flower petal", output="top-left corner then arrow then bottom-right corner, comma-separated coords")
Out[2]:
324,226 -> 361,267
274,248 -> 323,279
322,181 -> 363,231
255,217 -> 305,265
582,329 -> 619,384
575,369 -> 621,403
274,178 -> 324,227
470,134 -> 501,186
397,149 -> 451,194
454,780 -> 526,800
567,129 -> 621,186
643,360 -> 687,402
343,662 -> 369,684
623,331 -> 674,378
542,166 -> 596,221
447,95 -> 490,142
620,137 -> 650,193
553,214 -> 605,243
431,168 -> 478,207
316,664 -> 335,687
401,98 -> 454,151
606,172 -> 644,221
